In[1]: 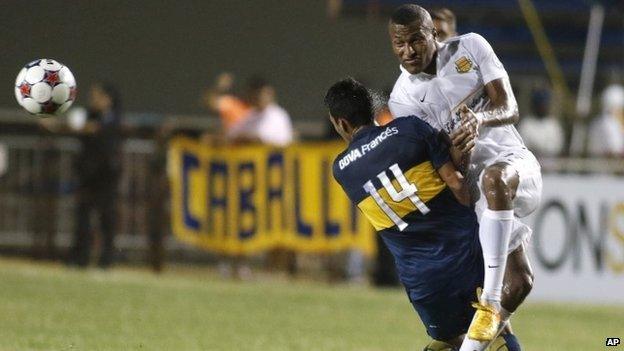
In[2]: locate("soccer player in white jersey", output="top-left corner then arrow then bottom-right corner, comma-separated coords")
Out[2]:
386,5 -> 542,351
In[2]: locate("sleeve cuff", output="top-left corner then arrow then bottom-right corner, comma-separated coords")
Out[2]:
482,71 -> 508,86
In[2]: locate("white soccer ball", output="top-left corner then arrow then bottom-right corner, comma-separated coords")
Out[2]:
14,59 -> 77,116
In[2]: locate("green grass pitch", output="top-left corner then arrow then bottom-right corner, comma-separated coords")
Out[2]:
0,258 -> 621,350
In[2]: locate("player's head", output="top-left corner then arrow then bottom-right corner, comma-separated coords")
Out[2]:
389,4 -> 438,74
430,8 -> 456,42
324,77 -> 374,142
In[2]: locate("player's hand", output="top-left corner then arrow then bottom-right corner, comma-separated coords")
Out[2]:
458,105 -> 481,137
450,127 -> 476,154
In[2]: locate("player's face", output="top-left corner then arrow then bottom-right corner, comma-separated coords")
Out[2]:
389,22 -> 437,74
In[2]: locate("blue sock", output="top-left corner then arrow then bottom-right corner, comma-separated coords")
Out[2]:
500,333 -> 521,351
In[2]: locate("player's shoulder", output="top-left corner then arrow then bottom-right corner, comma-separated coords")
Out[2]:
449,32 -> 492,53
388,115 -> 436,136
332,146 -> 353,180
452,32 -> 488,44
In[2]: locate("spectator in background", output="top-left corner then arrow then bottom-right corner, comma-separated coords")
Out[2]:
227,77 -> 294,147
201,72 -> 251,134
431,8 -> 457,42
518,88 -> 564,157
588,84 -> 624,157
67,83 -> 122,268
226,77 -> 294,278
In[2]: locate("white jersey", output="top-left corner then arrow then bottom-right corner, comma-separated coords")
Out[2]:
389,33 -> 525,172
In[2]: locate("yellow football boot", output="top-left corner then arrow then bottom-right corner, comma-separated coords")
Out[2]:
467,301 -> 501,341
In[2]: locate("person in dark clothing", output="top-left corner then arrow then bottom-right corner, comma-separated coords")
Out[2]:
146,121 -> 174,273
68,83 -> 122,268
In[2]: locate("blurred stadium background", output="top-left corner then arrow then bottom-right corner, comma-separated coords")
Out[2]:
1,0 -> 623,350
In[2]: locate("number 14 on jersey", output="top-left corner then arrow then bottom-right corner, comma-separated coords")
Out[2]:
362,163 -> 430,231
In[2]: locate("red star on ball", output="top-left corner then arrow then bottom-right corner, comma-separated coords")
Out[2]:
19,83 -> 31,97
44,71 -> 60,85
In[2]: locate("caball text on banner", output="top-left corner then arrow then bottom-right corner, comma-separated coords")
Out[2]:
168,138 -> 375,256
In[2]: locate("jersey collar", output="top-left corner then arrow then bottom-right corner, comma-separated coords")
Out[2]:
351,124 -> 376,143
399,64 -> 433,82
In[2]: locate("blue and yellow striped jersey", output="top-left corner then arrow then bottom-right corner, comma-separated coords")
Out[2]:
333,116 -> 481,299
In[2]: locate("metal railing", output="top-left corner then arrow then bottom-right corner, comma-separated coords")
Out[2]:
0,135 -> 158,253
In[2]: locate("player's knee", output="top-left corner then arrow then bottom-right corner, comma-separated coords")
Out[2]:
481,166 -> 513,201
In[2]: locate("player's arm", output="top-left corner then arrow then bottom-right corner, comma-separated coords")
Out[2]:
458,78 -> 519,133
455,33 -> 519,136
437,162 -> 471,206
479,77 -> 519,127
440,131 -> 472,173
424,126 -> 472,205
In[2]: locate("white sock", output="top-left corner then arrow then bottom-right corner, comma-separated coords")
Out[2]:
479,209 -> 514,305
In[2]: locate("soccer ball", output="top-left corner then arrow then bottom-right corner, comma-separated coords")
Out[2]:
14,59 -> 77,116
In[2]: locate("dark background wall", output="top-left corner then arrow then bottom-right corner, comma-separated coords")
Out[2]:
2,0 -> 398,119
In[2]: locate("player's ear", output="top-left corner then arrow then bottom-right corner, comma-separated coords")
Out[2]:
431,27 -> 438,40
337,118 -> 352,134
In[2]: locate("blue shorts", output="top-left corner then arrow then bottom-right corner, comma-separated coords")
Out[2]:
406,264 -> 483,341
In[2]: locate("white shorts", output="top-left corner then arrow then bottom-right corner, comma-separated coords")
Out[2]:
471,147 -> 543,253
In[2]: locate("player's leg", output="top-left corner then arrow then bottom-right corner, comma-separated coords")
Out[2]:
498,162 -> 541,326
501,243 -> 534,314
459,245 -> 533,351
486,333 -> 522,351
422,249 -> 486,351
409,286 -> 477,350
459,162 -> 519,351
461,155 -> 541,351
478,162 -> 519,310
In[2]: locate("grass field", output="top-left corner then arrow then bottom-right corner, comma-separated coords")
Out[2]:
0,258 -> 621,351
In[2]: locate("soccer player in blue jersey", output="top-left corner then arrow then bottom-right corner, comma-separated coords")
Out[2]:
325,78 -> 521,351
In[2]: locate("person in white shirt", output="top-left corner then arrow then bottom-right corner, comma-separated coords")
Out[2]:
227,77 -> 294,147
588,84 -> 624,157
387,5 -> 542,351
517,89 -> 565,158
